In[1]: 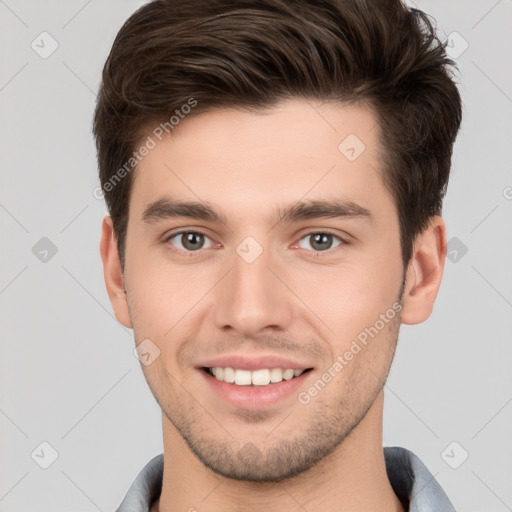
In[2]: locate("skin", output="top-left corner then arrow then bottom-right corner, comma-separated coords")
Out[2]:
100,99 -> 447,512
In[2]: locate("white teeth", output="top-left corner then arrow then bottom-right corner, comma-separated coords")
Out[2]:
209,367 -> 306,386
223,367 -> 235,383
283,369 -> 294,380
252,369 -> 270,386
269,368 -> 283,383
235,369 -> 252,386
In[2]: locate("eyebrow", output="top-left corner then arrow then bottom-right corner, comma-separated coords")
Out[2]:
142,198 -> 227,225
275,199 -> 373,224
141,198 -> 373,226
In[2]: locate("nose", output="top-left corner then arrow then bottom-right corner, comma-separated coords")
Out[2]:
213,244 -> 294,337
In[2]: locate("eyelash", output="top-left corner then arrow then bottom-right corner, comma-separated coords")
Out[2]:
164,230 -> 216,253
164,230 -> 348,255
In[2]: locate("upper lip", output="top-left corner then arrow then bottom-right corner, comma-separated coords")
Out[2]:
198,354 -> 313,371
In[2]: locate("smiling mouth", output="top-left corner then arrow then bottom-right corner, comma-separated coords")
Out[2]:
203,367 -> 313,386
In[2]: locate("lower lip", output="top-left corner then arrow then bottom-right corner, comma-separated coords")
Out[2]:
200,370 -> 312,410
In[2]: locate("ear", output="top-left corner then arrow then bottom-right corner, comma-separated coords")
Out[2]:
400,216 -> 447,325
99,216 -> 132,328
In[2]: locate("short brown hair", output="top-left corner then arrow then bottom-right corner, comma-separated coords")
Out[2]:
93,0 -> 462,269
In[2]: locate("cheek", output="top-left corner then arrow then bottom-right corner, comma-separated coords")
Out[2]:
297,254 -> 402,352
125,254 -> 220,375
126,249 -> 207,329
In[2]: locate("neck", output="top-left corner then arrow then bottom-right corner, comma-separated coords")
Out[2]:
154,391 -> 403,512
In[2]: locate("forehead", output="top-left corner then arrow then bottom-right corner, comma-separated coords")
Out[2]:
130,99 -> 389,218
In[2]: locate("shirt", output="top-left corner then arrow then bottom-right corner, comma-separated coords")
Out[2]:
115,446 -> 456,511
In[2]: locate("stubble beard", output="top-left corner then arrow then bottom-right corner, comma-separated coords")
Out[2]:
158,326 -> 400,482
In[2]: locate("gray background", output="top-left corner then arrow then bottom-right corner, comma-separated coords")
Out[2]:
1,0 -> 511,510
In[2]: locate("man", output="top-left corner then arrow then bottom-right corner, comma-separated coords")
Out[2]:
94,0 -> 462,510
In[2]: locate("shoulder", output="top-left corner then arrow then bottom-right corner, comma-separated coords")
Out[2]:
384,446 -> 456,512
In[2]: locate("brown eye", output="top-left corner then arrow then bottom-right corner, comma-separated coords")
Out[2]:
167,231 -> 213,251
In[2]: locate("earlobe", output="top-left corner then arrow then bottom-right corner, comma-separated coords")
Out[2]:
99,216 -> 133,329
400,216 -> 447,325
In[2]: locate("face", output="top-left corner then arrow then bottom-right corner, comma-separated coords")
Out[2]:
121,99 -> 405,481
